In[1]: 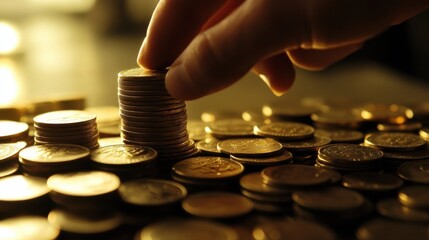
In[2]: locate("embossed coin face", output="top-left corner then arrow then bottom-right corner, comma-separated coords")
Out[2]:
90,144 -> 157,165
182,191 -> 253,218
172,156 -> 244,180
0,120 -> 29,141
341,172 -> 403,192
364,132 -> 427,151
0,175 -> 50,201
33,110 -> 96,127
207,119 -> 255,138
19,144 -> 90,164
292,186 -> 365,211
397,160 -> 429,184
118,67 -> 166,80
217,138 -> 283,157
318,144 -> 383,162
253,219 -> 337,240
137,219 -> 239,240
282,135 -> 331,151
47,171 -> 120,197
119,179 -> 187,206
261,165 -> 333,187
254,122 -> 315,140
0,216 -> 60,240
0,144 -> 19,162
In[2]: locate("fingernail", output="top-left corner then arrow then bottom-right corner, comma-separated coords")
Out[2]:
259,74 -> 286,97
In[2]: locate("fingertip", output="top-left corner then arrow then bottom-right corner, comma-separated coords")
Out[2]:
165,64 -> 200,101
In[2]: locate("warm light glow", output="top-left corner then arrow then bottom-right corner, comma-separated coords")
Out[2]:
29,0 -> 96,13
0,63 -> 19,105
0,22 -> 20,54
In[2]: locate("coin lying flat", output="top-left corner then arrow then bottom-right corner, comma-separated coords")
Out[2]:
398,185 -> 429,209
119,178 -> 187,207
262,164 -> 333,187
342,172 -> 403,192
252,219 -> 337,240
0,144 -> 19,164
136,218 -> 239,240
254,122 -> 315,140
195,138 -> 223,155
33,110 -> 96,127
206,119 -> 255,138
0,120 -> 29,142
359,103 -> 413,124
356,218 -> 429,240
292,186 -> 365,211
217,138 -> 283,157
376,198 -> 429,222
90,144 -> 157,165
315,128 -> 364,143
230,149 -> 293,166
0,175 -> 50,202
182,191 -> 253,218
240,172 -> 292,195
364,132 -> 426,151
282,135 -> 331,152
0,216 -> 60,240
397,160 -> 429,184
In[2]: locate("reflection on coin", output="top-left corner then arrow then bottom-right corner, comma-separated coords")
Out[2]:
195,138 -> 223,155
376,198 -> 429,222
377,121 -> 422,132
182,191 -> 253,218
119,179 -> 187,207
34,110 -> 96,127
315,129 -> 364,143
47,171 -> 120,197
0,144 -> 19,163
217,138 -> 283,157
254,122 -> 315,140
359,103 -> 413,124
293,186 -> 365,211
206,119 -> 255,138
136,218 -> 238,240
0,162 -> 19,178
90,144 -> 157,165
419,128 -> 429,140
262,165 -> 333,187
398,185 -> 429,209
187,120 -> 208,141
252,219 -> 337,240
19,144 -> 90,164
364,132 -> 426,151
397,160 -> 429,184
342,172 -> 403,192
0,120 -> 29,142
0,216 -> 60,240
172,156 -> 244,180
356,218 -> 429,240
48,209 -> 122,235
231,150 -> 293,166
0,175 -> 49,202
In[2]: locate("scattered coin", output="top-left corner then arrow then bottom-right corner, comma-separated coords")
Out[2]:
376,198 -> 429,222
254,121 -> 315,140
0,216 -> 60,240
397,160 -> 429,184
377,121 -> 422,132
182,191 -> 253,218
364,132 -> 426,151
282,135 -> 331,152
0,120 -> 29,142
262,164 -> 333,187
230,149 -> 293,166
195,138 -> 223,155
315,128 -> 364,143
398,185 -> 429,209
217,138 -> 283,157
356,218 -> 429,240
342,172 -> 403,192
206,119 -> 256,138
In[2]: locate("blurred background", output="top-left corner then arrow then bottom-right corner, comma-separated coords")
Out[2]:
0,0 -> 428,119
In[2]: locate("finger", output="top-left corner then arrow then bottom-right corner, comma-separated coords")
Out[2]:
166,0 -> 429,100
287,43 -> 363,70
137,0 -> 226,69
252,53 -> 295,97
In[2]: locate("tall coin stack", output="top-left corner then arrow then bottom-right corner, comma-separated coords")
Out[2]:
118,68 -> 198,168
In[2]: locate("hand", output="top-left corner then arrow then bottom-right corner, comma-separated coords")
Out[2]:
137,0 -> 429,100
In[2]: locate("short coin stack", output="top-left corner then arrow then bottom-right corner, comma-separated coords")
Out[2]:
118,68 -> 198,166
33,110 -> 99,150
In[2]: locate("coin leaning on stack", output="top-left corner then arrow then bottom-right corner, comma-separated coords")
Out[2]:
118,68 -> 198,166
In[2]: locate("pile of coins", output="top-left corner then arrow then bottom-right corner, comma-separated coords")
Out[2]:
33,110 -> 99,149
117,68 -> 198,166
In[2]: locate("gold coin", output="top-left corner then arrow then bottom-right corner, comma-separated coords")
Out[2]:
315,129 -> 364,143
217,138 -> 283,157
254,121 -> 314,140
136,219 -> 239,240
292,186 -> 364,211
206,119 -> 255,138
0,120 -> 29,142
182,191 -> 253,218
377,121 -> 422,132
0,216 -> 60,240
318,144 -> 383,163
195,138 -> 223,155
90,144 -> 157,165
239,172 -> 291,195
172,156 -> 244,180
261,164 -> 333,187
419,128 -> 429,140
230,149 -> 293,166
398,185 -> 429,209
341,172 -> 403,192
364,132 -> 426,151
397,160 -> 429,184
47,171 -> 120,197
0,144 -> 19,163
377,198 -> 429,222
19,144 -> 90,165
0,175 -> 50,202
33,110 -> 96,127
282,135 -> 331,152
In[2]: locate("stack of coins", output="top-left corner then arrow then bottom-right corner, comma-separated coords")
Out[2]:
19,144 -> 90,177
118,68 -> 198,166
316,144 -> 384,172
90,144 -> 158,179
33,110 -> 99,149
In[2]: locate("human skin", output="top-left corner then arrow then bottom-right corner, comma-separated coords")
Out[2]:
137,0 -> 429,100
